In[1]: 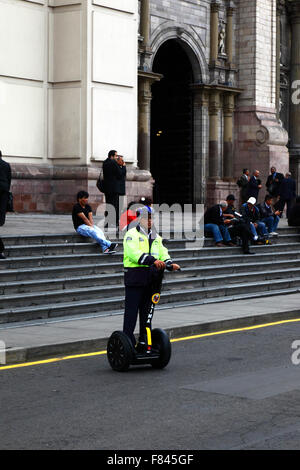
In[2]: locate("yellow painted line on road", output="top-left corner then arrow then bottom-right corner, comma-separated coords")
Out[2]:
1,317 -> 300,371
0,350 -> 106,371
171,317 -> 300,342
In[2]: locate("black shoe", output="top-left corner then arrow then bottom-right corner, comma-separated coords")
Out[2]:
104,243 -> 118,254
0,253 -> 6,260
244,251 -> 255,255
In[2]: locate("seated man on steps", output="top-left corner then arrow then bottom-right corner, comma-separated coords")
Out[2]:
204,200 -> 235,247
223,194 -> 254,255
240,197 -> 269,245
257,194 -> 281,236
72,190 -> 118,254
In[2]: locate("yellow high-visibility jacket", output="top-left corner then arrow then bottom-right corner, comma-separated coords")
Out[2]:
123,226 -> 172,286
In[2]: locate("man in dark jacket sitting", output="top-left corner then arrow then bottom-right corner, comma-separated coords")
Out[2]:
241,197 -> 268,244
257,194 -> 281,236
223,195 -> 254,254
204,201 -> 235,247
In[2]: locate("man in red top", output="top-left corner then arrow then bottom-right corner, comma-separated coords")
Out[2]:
119,197 -> 153,232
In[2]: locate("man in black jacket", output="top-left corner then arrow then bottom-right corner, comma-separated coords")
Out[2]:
102,150 -> 126,228
116,155 -> 126,198
266,166 -> 284,205
288,196 -> 300,226
248,170 -> 262,201
204,201 -> 234,247
275,172 -> 296,218
0,150 -> 11,227
236,169 -> 250,204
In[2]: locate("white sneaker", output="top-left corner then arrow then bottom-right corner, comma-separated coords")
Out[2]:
269,232 -> 278,236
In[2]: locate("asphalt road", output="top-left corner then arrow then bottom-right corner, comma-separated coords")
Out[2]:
2,321 -> 300,450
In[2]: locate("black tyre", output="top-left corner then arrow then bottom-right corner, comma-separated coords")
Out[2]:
107,331 -> 134,372
151,328 -> 171,369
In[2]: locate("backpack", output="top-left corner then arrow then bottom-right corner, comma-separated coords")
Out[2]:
96,169 -> 105,193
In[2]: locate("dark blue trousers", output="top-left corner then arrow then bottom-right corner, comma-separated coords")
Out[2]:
123,285 -> 152,347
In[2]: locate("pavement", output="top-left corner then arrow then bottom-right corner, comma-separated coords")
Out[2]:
1,213 -> 300,366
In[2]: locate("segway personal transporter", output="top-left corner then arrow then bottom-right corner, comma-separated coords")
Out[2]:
107,270 -> 171,372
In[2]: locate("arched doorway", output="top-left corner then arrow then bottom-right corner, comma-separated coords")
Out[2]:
151,39 -> 194,206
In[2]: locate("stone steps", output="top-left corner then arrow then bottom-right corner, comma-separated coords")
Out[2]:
1,276 -> 300,324
0,240 -> 299,271
0,226 -> 299,324
2,232 -> 300,255
0,256 -> 299,283
2,264 -> 300,298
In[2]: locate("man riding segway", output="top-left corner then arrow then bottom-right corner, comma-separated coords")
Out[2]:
107,205 -> 181,371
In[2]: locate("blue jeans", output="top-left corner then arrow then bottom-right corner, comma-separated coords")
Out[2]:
249,221 -> 268,239
204,224 -> 231,243
261,215 -> 279,233
76,224 -> 111,251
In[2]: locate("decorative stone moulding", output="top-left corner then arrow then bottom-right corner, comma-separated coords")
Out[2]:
126,168 -> 153,182
255,124 -> 289,147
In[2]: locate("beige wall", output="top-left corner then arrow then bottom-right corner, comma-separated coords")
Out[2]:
0,0 -> 138,166
90,1 -> 138,162
237,0 -> 277,109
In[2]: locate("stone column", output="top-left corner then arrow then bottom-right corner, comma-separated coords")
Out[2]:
138,72 -> 162,171
192,87 -> 210,203
276,0 -> 285,120
210,2 -> 220,65
139,0 -> 152,70
289,0 -> 300,188
226,6 -> 235,65
208,90 -> 221,178
223,92 -> 235,178
276,4 -> 281,120
140,0 -> 150,52
290,1 -> 300,152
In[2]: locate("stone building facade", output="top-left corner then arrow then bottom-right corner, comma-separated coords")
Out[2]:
0,0 -> 298,212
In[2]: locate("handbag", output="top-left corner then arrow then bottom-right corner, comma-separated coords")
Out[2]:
96,169 -> 105,193
6,192 -> 14,212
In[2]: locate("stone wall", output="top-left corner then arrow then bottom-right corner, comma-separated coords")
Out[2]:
10,164 -> 153,214
234,0 -> 289,203
0,0 -> 141,214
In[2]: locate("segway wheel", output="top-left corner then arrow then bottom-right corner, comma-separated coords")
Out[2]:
107,331 -> 133,372
151,328 -> 171,369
